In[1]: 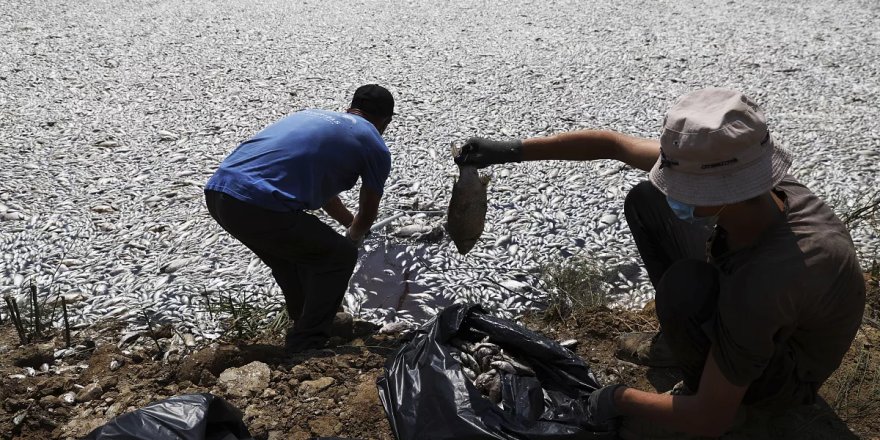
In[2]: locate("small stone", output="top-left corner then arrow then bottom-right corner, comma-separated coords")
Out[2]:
218,361 -> 271,397
298,377 -> 335,395
290,365 -> 312,381
308,415 -> 342,436
105,402 -> 124,419
75,383 -> 104,402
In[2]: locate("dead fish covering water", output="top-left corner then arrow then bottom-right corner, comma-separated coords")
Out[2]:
448,145 -> 490,254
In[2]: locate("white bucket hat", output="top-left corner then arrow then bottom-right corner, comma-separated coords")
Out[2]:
649,88 -> 792,206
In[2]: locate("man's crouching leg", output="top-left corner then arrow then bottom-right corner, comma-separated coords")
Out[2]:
616,182 -> 715,367
285,231 -> 358,353
654,259 -> 720,392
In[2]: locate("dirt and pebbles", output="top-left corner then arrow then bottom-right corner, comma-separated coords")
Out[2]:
2,274 -> 878,440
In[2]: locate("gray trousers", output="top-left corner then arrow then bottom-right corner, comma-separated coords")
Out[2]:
205,190 -> 357,342
624,181 -> 817,407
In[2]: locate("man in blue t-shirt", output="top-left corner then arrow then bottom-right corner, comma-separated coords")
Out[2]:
205,84 -> 394,353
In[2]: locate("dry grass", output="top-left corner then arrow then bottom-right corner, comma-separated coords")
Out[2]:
2,282 -> 69,346
841,190 -> 880,230
538,255 -> 612,321
820,266 -> 880,437
199,286 -> 288,340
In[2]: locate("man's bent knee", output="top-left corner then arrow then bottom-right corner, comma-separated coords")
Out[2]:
655,259 -> 719,326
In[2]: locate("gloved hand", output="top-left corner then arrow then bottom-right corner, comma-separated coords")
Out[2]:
453,137 -> 523,168
586,384 -> 625,426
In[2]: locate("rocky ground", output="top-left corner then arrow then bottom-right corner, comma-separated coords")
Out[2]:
1,271 -> 877,439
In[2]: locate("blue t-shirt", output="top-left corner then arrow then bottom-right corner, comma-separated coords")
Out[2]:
206,109 -> 391,212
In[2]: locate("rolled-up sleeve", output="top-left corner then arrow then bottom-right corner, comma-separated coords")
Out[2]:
361,143 -> 391,195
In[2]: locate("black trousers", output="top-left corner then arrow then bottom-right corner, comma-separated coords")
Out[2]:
205,190 -> 357,342
624,181 -> 814,407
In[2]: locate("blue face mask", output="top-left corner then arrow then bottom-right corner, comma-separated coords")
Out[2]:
666,196 -> 724,228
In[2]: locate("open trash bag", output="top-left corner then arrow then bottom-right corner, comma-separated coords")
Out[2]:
377,304 -> 616,440
84,393 -> 252,440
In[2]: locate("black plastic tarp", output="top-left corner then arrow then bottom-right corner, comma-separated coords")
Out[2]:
83,393 -> 252,440
377,304 -> 616,440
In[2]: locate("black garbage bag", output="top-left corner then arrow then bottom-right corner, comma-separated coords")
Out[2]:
377,304 -> 616,440
84,393 -> 252,440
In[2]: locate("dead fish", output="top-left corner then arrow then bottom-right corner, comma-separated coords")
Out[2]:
159,257 -> 193,274
393,224 -> 434,237
447,163 -> 490,255
493,352 -> 536,376
491,360 -> 517,375
559,339 -> 579,350
462,366 -> 477,382
474,369 -> 502,404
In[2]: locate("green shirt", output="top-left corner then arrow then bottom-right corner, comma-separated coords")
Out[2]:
705,176 -> 865,387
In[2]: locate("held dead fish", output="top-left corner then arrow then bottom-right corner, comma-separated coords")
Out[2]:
448,144 -> 490,254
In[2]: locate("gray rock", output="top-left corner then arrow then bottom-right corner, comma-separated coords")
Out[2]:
218,361 -> 271,397
105,402 -> 124,419
298,376 -> 335,395
76,383 -> 104,402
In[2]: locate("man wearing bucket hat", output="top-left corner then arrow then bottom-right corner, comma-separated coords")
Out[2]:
455,88 -> 865,436
205,84 -> 395,354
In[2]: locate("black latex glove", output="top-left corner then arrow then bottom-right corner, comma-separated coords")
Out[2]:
453,137 -> 523,168
586,384 -> 625,426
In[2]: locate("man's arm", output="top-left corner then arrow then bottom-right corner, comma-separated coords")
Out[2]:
348,186 -> 381,240
323,195 -> 354,228
521,130 -> 660,172
614,349 -> 747,437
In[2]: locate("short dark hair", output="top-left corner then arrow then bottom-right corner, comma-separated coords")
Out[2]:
351,84 -> 395,118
